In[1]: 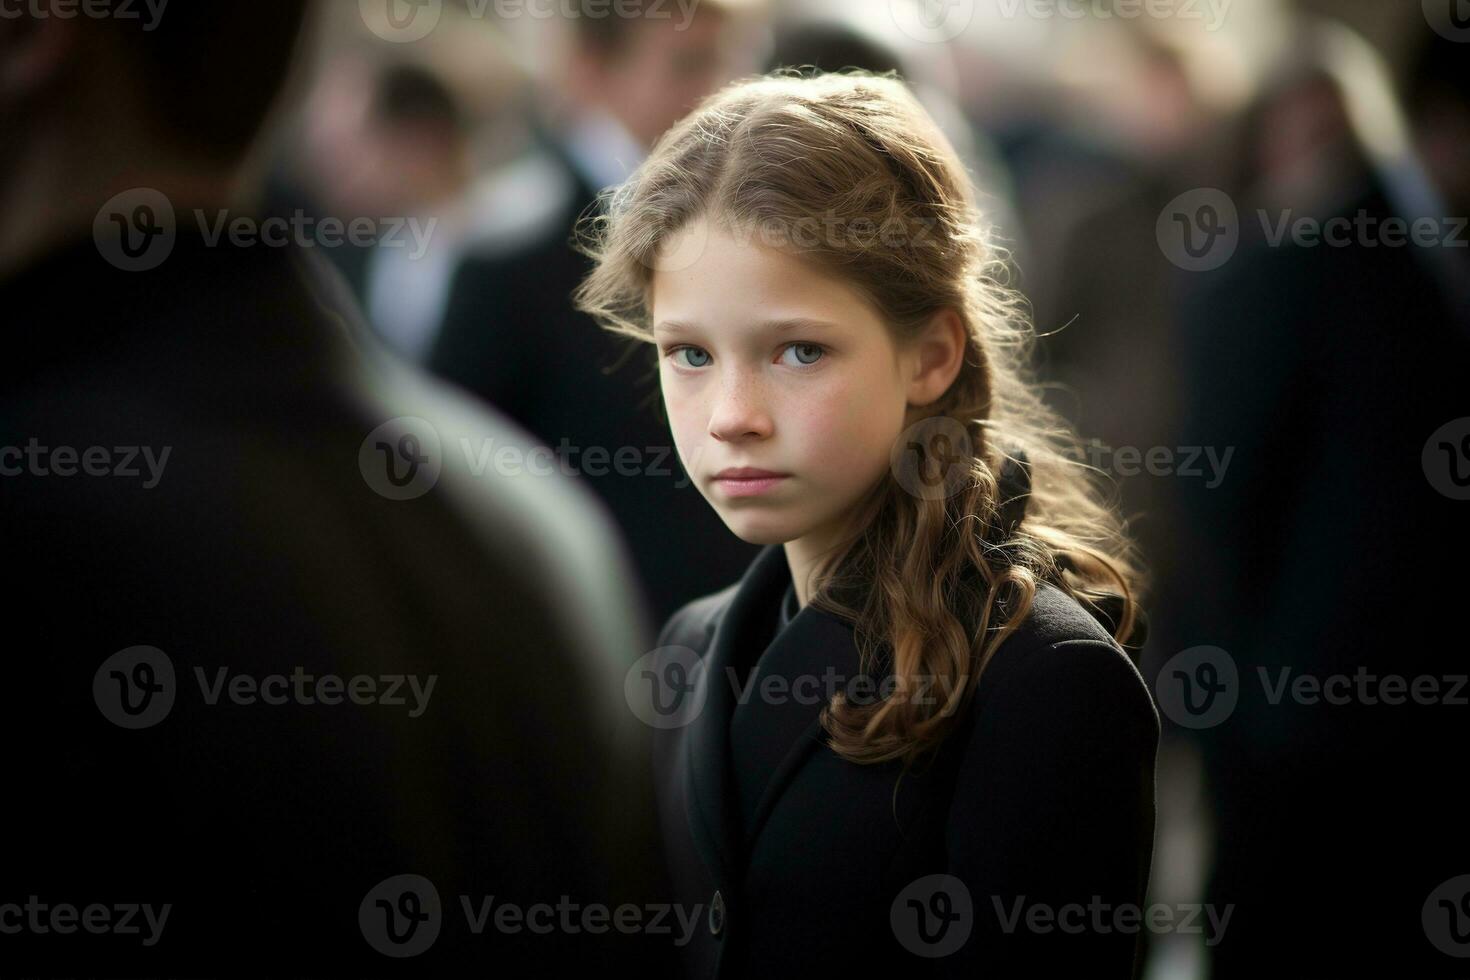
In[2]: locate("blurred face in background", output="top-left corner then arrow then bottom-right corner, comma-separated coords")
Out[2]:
649,215 -> 918,552
571,9 -> 744,148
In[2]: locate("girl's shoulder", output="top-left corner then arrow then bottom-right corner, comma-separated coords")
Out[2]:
960,580 -> 1159,746
1010,579 -> 1131,653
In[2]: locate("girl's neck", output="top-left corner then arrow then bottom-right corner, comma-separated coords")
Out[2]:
783,522 -> 849,610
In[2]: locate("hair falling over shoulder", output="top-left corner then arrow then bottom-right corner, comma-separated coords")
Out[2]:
573,70 -> 1146,771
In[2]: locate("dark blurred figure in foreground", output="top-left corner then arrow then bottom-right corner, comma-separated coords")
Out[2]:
0,5 -> 670,975
429,0 -> 761,626
1165,22 -> 1470,976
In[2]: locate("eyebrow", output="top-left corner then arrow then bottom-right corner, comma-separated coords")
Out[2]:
653,317 -> 840,337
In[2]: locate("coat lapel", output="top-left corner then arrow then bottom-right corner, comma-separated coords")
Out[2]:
738,609 -> 870,846
684,544 -> 787,883
684,544 -> 887,881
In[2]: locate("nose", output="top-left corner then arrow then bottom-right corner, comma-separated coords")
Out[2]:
707,369 -> 773,443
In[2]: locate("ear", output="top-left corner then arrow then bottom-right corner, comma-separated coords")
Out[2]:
0,13 -> 77,107
903,308 -> 967,408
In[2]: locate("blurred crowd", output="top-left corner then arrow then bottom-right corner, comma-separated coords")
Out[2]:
266,2 -> 1470,976
5,0 -> 1465,974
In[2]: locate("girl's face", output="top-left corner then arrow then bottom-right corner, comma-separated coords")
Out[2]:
649,216 -> 917,553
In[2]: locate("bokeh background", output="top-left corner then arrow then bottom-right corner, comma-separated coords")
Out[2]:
256,1 -> 1468,975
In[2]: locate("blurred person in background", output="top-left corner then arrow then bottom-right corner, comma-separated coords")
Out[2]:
263,58 -> 476,361
429,0 -> 767,626
762,10 -> 1025,256
0,2 -> 673,973
1163,16 -> 1470,975
359,63 -> 476,361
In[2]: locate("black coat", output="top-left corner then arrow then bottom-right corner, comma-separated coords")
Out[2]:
649,543 -> 1160,978
1,227 -> 673,976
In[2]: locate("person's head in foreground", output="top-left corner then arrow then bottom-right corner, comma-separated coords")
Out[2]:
575,71 -> 1143,769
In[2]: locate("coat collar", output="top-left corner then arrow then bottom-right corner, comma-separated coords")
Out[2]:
684,544 -> 883,884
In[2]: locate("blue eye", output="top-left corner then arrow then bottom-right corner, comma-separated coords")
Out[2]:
670,346 -> 711,368
782,343 -> 824,367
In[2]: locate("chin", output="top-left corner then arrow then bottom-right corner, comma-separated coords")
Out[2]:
720,511 -> 802,547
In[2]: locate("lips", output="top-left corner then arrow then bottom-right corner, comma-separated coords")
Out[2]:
711,469 -> 790,498
713,467 -> 789,479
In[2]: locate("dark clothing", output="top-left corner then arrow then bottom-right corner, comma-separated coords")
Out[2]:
777,581 -> 798,631
427,135 -> 758,626
732,579 -> 800,839
653,543 -> 1160,979
1,226 -> 671,976
1166,178 -> 1470,976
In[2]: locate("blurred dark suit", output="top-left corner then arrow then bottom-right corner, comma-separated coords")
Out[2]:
1,225 -> 675,976
429,129 -> 758,626
1167,177 -> 1470,975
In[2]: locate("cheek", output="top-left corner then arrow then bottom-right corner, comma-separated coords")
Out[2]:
659,371 -> 703,461
789,374 -> 903,489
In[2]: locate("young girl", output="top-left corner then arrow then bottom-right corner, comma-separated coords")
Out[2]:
575,72 -> 1158,978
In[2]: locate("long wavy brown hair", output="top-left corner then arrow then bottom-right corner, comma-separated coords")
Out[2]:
574,71 -> 1144,771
